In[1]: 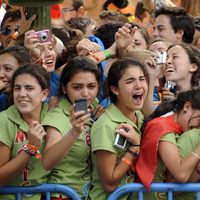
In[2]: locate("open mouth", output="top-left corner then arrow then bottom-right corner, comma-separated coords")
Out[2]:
165,68 -> 175,73
132,93 -> 143,103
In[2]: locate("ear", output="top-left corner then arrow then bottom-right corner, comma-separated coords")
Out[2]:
62,84 -> 66,94
189,63 -> 198,73
183,101 -> 192,113
77,6 -> 84,17
42,89 -> 49,101
176,29 -> 184,41
110,86 -> 119,96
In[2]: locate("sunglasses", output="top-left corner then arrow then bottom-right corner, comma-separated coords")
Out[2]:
0,26 -> 20,36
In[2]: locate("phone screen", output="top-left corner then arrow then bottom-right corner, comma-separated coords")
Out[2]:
74,98 -> 87,113
117,135 -> 126,146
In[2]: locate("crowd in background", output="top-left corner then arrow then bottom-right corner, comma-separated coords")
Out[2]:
0,0 -> 200,200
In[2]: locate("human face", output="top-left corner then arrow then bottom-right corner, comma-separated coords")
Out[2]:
40,42 -> 56,73
148,41 -> 168,53
0,19 -> 21,48
0,53 -> 20,93
13,74 -> 48,117
129,30 -> 147,50
164,45 -> 196,90
59,0 -> 78,22
63,71 -> 99,107
114,65 -> 148,117
152,15 -> 182,43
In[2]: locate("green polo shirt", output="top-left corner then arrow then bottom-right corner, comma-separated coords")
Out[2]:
174,128 -> 200,200
0,104 -> 49,200
42,97 -> 94,199
90,103 -> 143,200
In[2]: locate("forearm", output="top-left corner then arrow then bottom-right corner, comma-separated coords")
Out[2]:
141,77 -> 154,118
42,130 -> 78,170
0,151 -> 31,185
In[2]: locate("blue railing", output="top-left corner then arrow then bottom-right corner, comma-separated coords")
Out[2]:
0,184 -> 81,200
107,183 -> 200,200
1,183 -> 200,200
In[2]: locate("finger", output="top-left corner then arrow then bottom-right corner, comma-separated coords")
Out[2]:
26,15 -> 37,30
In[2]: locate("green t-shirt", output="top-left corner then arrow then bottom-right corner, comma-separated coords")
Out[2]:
174,128 -> 200,200
42,97 -> 93,199
0,104 -> 49,200
90,103 -> 143,200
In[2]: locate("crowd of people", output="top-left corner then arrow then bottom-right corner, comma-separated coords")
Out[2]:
0,0 -> 200,200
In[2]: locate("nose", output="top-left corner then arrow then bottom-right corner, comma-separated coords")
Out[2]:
166,56 -> 172,65
134,79 -> 142,89
152,28 -> 159,38
0,68 -> 5,79
81,87 -> 89,98
18,87 -> 27,96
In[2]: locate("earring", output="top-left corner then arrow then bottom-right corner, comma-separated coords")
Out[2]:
116,92 -> 119,95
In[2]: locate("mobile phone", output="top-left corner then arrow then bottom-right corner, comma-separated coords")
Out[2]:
74,98 -> 87,113
157,51 -> 167,64
35,29 -> 51,43
165,81 -> 176,94
114,128 -> 127,150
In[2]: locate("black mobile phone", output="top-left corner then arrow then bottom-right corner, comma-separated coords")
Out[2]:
114,128 -> 128,150
74,98 -> 87,113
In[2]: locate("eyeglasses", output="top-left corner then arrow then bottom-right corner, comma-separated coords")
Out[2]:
0,26 -> 20,36
60,8 -> 75,14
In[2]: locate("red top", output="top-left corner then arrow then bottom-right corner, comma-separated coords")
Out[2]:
135,114 -> 183,190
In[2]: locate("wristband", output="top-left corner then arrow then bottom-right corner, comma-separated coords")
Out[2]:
103,50 -> 111,59
127,148 -> 139,158
22,143 -> 41,159
121,157 -> 135,172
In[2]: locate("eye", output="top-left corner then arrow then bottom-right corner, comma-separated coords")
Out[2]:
4,66 -> 13,72
88,84 -> 97,89
73,85 -> 82,90
14,86 -> 20,91
26,86 -> 34,91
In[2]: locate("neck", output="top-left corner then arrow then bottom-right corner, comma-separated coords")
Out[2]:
115,102 -> 137,122
21,106 -> 42,125
176,77 -> 192,92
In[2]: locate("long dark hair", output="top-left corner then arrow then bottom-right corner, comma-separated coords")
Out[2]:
143,88 -> 200,130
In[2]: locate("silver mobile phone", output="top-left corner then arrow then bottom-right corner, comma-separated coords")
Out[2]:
114,128 -> 127,150
157,51 -> 167,64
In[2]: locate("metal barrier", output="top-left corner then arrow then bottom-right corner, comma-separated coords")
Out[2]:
107,183 -> 200,200
0,184 -> 82,200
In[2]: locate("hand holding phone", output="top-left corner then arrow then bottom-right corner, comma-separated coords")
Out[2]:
114,128 -> 128,150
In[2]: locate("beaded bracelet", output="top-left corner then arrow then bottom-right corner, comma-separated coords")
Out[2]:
22,143 -> 41,159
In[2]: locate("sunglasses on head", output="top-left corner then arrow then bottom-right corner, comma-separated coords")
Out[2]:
0,26 -> 19,36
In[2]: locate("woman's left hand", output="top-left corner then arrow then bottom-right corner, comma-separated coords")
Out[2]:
116,123 -> 140,145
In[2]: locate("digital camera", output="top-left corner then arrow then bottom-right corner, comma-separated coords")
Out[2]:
35,29 -> 51,43
114,128 -> 128,150
157,51 -> 167,64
